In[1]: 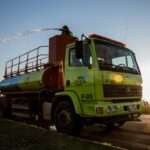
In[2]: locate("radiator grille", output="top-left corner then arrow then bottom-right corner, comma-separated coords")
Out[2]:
103,84 -> 142,97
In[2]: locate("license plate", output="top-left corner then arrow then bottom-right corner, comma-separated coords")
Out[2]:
133,113 -> 138,118
128,113 -> 139,119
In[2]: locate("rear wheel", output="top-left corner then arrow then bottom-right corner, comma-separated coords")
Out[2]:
53,100 -> 81,135
0,97 -> 12,118
0,106 -> 3,118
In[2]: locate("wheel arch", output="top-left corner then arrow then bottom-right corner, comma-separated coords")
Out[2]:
51,91 -> 82,121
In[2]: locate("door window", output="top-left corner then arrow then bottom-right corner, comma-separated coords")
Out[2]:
69,44 -> 92,67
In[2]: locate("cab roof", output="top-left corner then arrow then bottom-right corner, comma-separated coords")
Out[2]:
89,34 -> 126,48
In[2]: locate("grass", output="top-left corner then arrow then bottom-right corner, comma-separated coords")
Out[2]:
0,119 -> 120,150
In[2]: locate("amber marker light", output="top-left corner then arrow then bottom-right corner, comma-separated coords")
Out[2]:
112,74 -> 123,83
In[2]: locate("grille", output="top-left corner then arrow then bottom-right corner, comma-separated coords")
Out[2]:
103,84 -> 142,97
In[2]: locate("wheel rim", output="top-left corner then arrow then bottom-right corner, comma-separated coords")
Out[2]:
57,110 -> 72,128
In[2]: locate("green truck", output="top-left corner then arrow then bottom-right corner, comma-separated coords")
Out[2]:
0,26 -> 144,135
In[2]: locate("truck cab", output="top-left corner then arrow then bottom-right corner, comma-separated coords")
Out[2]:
63,34 -> 144,125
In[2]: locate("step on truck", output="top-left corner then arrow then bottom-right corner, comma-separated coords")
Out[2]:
0,25 -> 144,135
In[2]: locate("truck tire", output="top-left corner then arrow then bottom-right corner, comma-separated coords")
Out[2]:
0,106 -> 3,118
53,100 -> 81,135
0,98 -> 12,118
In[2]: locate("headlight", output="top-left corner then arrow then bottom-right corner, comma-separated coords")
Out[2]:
106,105 -> 118,113
96,107 -> 104,114
112,74 -> 123,83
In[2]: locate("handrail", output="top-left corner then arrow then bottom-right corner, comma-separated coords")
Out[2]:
4,45 -> 48,78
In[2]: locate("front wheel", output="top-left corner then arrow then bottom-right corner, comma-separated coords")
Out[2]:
53,100 -> 81,135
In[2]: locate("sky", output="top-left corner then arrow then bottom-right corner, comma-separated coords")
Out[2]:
0,0 -> 150,100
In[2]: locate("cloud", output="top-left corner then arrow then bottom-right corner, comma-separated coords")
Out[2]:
0,27 -> 52,44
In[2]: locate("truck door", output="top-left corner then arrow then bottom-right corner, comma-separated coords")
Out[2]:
65,43 -> 95,102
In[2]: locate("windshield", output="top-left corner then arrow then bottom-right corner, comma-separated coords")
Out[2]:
95,41 -> 140,74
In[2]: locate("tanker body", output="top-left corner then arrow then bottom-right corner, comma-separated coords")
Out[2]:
0,70 -> 43,92
0,26 -> 144,135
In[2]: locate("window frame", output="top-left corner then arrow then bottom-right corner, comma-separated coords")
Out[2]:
68,43 -> 92,67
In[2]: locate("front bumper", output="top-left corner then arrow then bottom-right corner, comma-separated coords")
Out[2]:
81,100 -> 145,118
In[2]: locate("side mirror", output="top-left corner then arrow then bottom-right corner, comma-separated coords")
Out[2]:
75,41 -> 83,59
